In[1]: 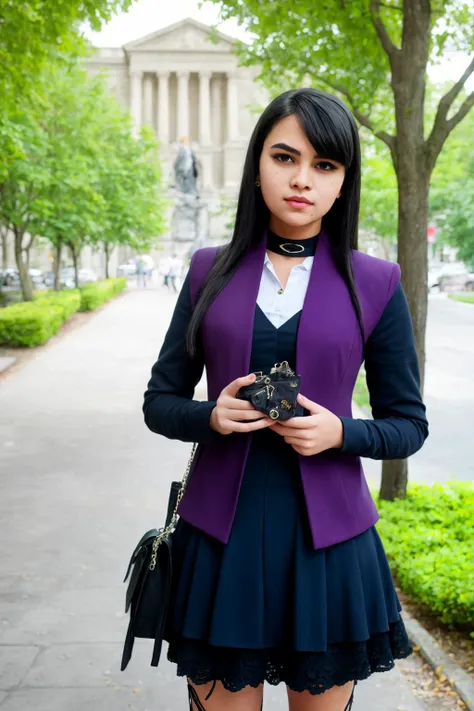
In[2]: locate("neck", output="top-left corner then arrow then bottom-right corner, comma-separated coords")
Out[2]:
268,218 -> 322,240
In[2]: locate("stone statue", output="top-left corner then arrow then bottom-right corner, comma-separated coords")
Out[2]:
173,136 -> 199,196
171,137 -> 209,247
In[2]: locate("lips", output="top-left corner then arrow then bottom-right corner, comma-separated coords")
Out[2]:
285,196 -> 313,205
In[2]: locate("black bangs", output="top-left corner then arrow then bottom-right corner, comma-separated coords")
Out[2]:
287,90 -> 356,169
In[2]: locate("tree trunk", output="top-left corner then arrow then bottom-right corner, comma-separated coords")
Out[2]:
1,226 -> 8,270
379,459 -> 408,500
53,243 -> 62,291
13,227 -> 33,301
379,1 -> 430,501
104,243 -> 110,279
69,244 -> 79,289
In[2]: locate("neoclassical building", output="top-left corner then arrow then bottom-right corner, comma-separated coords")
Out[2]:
86,18 -> 268,198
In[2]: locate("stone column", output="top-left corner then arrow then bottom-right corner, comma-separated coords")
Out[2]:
143,74 -> 153,127
177,71 -> 190,140
226,72 -> 239,142
130,70 -> 143,137
157,71 -> 170,144
199,71 -> 212,146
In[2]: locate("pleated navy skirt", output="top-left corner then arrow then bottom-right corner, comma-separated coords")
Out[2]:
165,306 -> 412,694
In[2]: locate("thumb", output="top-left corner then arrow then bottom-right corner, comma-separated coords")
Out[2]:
297,393 -> 325,415
226,372 -> 257,397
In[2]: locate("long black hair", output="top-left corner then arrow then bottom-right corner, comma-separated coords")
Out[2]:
187,87 -> 364,356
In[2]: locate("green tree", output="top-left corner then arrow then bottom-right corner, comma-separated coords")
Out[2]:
28,63 -> 106,291
92,112 -> 168,278
0,0 -> 132,107
0,62 -> 167,299
208,0 -> 474,499
0,100 -> 52,300
359,136 -> 398,259
430,109 -> 474,265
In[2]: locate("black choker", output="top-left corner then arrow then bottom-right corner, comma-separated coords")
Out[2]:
266,230 -> 319,257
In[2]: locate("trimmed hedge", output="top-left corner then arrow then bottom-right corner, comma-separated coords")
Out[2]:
35,290 -> 82,320
353,369 -> 370,411
0,278 -> 127,347
376,483 -> 474,632
79,277 -> 127,311
0,301 -> 64,347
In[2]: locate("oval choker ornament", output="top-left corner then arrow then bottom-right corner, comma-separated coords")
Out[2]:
280,242 -> 305,254
266,229 -> 319,258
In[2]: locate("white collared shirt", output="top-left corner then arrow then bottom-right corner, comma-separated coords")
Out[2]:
256,252 -> 313,328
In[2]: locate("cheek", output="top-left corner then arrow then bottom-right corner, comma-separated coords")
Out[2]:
321,174 -> 345,201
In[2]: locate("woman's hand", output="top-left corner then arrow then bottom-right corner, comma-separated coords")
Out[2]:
270,394 -> 344,456
210,374 -> 274,436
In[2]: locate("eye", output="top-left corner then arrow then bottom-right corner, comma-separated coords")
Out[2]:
316,161 -> 337,172
273,153 -> 294,164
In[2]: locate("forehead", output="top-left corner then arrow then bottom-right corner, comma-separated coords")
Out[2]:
263,114 -> 313,151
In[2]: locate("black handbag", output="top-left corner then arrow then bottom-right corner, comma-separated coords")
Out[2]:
121,444 -> 197,671
236,361 -> 303,421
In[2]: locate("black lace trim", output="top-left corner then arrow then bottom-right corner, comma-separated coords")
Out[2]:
169,620 -> 411,696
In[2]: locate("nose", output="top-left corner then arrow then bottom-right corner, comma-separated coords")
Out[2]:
290,163 -> 313,190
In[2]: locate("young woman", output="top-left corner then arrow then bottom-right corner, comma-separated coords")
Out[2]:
143,88 -> 428,711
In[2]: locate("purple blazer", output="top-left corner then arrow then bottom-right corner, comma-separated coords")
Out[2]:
177,230 -> 401,550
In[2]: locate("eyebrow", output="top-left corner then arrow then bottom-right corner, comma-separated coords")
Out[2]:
270,142 -> 302,156
270,142 -> 327,159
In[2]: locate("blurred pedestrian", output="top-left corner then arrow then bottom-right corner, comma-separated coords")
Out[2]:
167,254 -> 182,293
135,257 -> 147,288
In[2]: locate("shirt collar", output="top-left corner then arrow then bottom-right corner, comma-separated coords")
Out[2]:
264,252 -> 313,272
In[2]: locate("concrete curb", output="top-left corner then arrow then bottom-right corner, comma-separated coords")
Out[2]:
403,612 -> 474,709
0,356 -> 16,374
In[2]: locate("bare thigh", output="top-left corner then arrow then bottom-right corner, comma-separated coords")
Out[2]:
188,679 -> 263,711
287,681 -> 355,711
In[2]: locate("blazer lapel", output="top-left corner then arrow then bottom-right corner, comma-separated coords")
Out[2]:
296,230 -> 359,409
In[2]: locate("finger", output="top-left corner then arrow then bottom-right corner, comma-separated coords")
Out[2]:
225,409 -> 267,422
297,393 -> 325,414
225,373 -> 257,397
230,417 -> 274,433
272,415 -> 318,430
285,437 -> 314,448
222,398 -> 258,411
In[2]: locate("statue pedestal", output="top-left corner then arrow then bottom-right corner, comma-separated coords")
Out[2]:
171,192 -> 209,251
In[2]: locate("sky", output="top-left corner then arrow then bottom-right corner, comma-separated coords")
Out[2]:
84,0 -> 473,89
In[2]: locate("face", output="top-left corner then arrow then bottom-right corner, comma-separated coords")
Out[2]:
258,114 -> 346,239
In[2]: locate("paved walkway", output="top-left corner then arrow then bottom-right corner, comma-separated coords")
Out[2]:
0,283 -> 424,710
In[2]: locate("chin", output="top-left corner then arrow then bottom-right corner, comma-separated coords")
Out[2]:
274,211 -> 319,227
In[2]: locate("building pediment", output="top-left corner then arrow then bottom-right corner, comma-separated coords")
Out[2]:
124,18 -> 237,54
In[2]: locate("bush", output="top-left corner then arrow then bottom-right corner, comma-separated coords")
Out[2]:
34,290 -> 81,320
376,482 -> 474,631
0,301 -> 64,346
353,369 -> 370,411
0,279 -> 126,347
79,278 -> 127,311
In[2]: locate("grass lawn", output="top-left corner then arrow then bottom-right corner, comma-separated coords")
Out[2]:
448,293 -> 474,304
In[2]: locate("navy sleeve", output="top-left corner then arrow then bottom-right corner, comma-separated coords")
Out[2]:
340,283 -> 429,459
143,272 -> 219,443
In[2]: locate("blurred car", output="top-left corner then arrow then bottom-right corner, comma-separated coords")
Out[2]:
464,273 -> 474,291
428,263 -> 470,292
117,261 -> 137,277
1,267 -> 46,288
44,267 -> 98,289
77,268 -> 98,285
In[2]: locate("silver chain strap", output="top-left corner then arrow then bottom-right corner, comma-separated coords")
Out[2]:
149,443 -> 198,571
